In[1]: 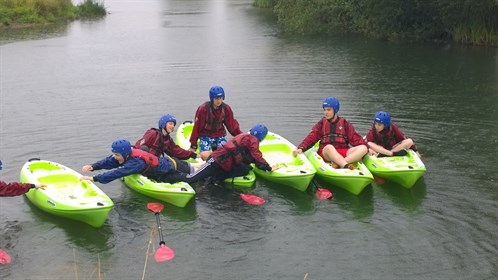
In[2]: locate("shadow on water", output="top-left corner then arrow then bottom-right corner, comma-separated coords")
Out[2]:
315,178 -> 374,219
23,197 -> 114,253
255,177 -> 316,214
373,177 -> 427,212
116,181 -> 199,222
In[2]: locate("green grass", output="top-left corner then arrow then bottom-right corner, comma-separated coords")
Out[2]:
253,0 -> 277,9
0,0 -> 106,27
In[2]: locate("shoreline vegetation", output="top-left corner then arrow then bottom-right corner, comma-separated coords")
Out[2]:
0,0 -> 106,28
254,0 -> 498,47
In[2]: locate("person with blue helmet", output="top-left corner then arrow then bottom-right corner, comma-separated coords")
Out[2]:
293,97 -> 368,170
134,114 -> 201,174
189,85 -> 243,160
173,123 -> 278,184
365,111 -> 420,157
0,159 -> 45,197
80,138 -> 187,184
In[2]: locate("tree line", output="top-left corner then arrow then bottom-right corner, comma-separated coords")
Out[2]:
255,0 -> 498,46
0,0 -> 106,28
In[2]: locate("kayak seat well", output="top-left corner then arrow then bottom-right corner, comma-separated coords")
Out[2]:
37,173 -> 80,188
28,161 -> 63,176
259,143 -> 307,167
182,124 -> 193,138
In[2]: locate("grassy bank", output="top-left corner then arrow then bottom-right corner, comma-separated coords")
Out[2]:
255,0 -> 498,47
0,0 -> 106,28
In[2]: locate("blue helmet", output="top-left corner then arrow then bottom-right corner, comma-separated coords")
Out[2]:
209,86 -> 225,101
374,111 -> 391,128
322,97 -> 340,113
250,123 -> 268,142
111,138 -> 132,158
158,114 -> 177,129
0,159 -> 2,170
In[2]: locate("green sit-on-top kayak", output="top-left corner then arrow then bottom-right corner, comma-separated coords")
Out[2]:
362,149 -> 426,189
20,159 -> 114,228
304,146 -> 373,195
122,174 -> 195,207
254,131 -> 316,192
175,121 -> 256,188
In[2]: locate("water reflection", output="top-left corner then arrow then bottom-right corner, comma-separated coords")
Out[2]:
257,179 -> 316,214
0,23 -> 69,46
372,179 -> 427,212
317,179 -> 375,220
23,198 -> 114,252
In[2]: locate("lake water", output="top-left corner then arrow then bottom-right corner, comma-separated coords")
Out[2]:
0,0 -> 497,279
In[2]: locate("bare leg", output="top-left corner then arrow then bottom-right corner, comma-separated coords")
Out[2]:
322,145 -> 348,167
344,145 -> 368,163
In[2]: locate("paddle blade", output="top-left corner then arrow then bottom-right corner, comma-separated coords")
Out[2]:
0,249 -> 11,264
374,176 -> 386,185
147,202 -> 164,213
155,244 -> 175,262
240,194 -> 265,205
315,188 -> 333,200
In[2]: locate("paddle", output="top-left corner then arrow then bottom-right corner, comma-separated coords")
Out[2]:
146,202 -> 175,262
0,248 -> 11,264
239,193 -> 265,205
374,176 -> 387,185
277,162 -> 332,200
311,179 -> 333,200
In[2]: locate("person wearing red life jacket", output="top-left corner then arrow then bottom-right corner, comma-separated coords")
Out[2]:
293,97 -> 368,170
80,138 -> 185,184
177,124 -> 279,184
0,160 -> 45,197
1,160 -> 45,264
188,86 -> 243,161
134,114 -> 201,174
365,111 -> 421,157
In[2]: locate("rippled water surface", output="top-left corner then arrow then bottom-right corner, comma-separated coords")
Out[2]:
1,0 -> 497,279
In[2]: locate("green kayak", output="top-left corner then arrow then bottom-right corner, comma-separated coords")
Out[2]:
20,159 -> 114,228
305,147 -> 373,195
175,121 -> 256,188
122,174 -> 195,208
362,149 -> 426,189
254,132 -> 316,192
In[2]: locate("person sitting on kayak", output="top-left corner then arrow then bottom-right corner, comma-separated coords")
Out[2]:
134,114 -> 201,174
177,124 -> 278,184
80,138 -> 187,184
293,97 -> 368,170
188,85 -> 243,161
365,111 -> 420,157
0,160 -> 45,197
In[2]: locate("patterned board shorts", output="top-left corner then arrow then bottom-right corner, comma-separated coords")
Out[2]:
199,136 -> 227,152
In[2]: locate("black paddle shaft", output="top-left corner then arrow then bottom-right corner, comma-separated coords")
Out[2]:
154,213 -> 165,246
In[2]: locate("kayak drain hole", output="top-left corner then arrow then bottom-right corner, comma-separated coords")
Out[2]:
97,202 -> 104,206
408,166 -> 414,169
181,188 -> 187,192
359,172 -> 364,176
300,170 -> 306,174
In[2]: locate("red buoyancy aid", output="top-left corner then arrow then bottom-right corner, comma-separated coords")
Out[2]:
131,149 -> 159,175
320,117 -> 350,148
203,102 -> 226,131
372,125 -> 399,150
218,139 -> 243,163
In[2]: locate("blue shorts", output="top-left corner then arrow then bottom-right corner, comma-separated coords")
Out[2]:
199,136 -> 227,152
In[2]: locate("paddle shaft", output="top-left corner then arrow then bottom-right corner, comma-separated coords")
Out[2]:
154,213 -> 165,245
311,178 -> 333,200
